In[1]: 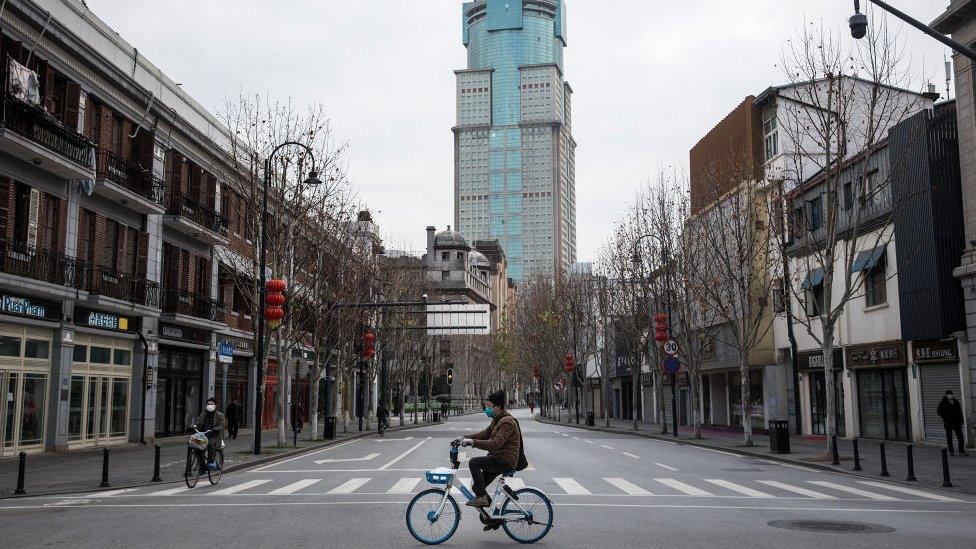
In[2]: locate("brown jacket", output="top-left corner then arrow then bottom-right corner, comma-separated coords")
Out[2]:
468,410 -> 521,470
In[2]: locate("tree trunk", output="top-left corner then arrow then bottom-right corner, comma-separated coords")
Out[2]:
308,363 -> 320,439
690,369 -> 702,439
740,348 -> 753,447
822,328 -> 838,453
276,354 -> 287,447
412,373 -> 419,425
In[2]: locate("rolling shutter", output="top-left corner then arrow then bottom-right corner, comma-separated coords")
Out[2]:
920,364 -> 961,441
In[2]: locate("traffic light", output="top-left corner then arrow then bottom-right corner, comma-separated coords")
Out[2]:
446,368 -> 454,387
265,278 -> 287,329
564,353 -> 575,375
653,313 -> 668,343
362,330 -> 376,359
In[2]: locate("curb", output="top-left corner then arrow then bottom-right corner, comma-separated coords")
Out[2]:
535,416 -> 976,495
2,419 -> 445,499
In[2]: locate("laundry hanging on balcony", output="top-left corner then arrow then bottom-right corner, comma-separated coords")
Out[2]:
7,58 -> 39,106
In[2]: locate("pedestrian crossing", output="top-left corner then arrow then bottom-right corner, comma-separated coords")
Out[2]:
99,475 -> 966,503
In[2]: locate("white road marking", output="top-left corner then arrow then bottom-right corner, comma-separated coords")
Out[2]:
696,447 -> 740,457
585,440 -> 594,444
757,459 -> 821,473
756,480 -> 836,499
370,437 -> 414,441
571,436 -> 580,440
604,478 -> 652,495
703,479 -> 774,498
506,478 -> 526,490
147,486 -> 192,496
379,438 -> 428,470
653,463 -> 679,472
313,452 -> 380,464
622,452 -> 641,459
209,479 -> 272,496
857,481 -> 962,502
91,488 -> 139,497
250,439 -> 359,471
387,478 -> 422,494
554,477 -> 591,495
600,445 -> 614,450
807,481 -> 898,501
654,478 -> 714,496
327,478 -> 371,494
268,479 -> 323,495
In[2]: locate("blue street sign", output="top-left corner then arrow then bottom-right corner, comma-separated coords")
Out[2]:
663,356 -> 681,374
218,341 -> 234,364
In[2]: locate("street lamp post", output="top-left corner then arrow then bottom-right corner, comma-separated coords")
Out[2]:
253,142 -> 321,455
850,0 -> 976,62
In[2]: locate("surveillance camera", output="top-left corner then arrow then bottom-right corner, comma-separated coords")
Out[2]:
849,13 -> 867,39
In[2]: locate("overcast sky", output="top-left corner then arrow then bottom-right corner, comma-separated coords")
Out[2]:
87,0 -> 949,261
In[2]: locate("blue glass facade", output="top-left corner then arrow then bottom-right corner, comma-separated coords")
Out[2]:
455,0 -> 575,282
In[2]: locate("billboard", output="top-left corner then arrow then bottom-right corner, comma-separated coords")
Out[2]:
425,303 -> 490,336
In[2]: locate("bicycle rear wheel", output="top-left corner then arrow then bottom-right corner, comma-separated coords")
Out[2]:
501,488 -> 553,543
406,488 -> 460,545
184,450 -> 202,489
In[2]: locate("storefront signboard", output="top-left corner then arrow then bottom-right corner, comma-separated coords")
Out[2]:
0,293 -> 59,320
845,341 -> 906,369
75,308 -> 134,332
912,339 -> 958,364
798,349 -> 844,372
159,323 -> 210,345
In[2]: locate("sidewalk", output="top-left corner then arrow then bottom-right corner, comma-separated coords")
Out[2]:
539,414 -> 976,494
0,416 -> 441,498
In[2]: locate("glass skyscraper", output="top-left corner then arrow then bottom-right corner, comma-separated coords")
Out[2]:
454,0 -> 577,282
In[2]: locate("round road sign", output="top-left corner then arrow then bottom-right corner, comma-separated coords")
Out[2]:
662,356 -> 681,374
553,381 -> 564,391
663,339 -> 679,356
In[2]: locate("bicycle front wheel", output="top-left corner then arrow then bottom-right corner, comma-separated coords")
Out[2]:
405,488 -> 460,545
184,450 -> 202,489
501,488 -> 553,543
208,449 -> 224,485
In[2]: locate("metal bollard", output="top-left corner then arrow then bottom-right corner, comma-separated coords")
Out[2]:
879,442 -> 890,478
942,448 -> 953,488
99,447 -> 111,488
831,435 -> 840,465
14,451 -> 26,495
852,438 -> 862,471
151,444 -> 162,482
293,428 -> 298,447
905,444 -> 917,482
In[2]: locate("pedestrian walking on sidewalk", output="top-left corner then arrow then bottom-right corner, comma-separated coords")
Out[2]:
225,398 -> 243,440
937,390 -> 969,456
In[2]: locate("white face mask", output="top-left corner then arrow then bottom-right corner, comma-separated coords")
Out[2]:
206,404 -> 216,412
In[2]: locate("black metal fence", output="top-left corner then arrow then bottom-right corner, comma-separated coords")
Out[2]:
2,94 -> 94,169
96,149 -> 164,205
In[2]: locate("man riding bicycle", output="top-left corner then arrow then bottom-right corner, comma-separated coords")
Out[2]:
196,397 -> 227,467
459,389 -> 521,508
377,403 -> 389,431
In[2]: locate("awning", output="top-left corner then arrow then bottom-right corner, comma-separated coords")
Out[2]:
800,268 -> 824,290
851,245 -> 886,273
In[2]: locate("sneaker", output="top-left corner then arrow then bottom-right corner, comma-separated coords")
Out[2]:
465,495 -> 491,508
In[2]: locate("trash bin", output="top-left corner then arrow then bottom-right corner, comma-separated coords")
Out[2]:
768,419 -> 790,454
432,411 -> 439,422
586,411 -> 595,426
323,416 -> 337,440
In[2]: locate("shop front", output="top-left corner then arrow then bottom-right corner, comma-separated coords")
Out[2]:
913,339 -> 963,442
799,349 -> 845,436
68,308 -> 138,448
217,336 -> 252,427
155,323 -> 209,437
729,369 -> 765,431
849,341 -> 911,441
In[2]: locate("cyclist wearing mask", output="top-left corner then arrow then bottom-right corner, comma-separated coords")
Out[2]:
197,397 -> 227,466
459,390 -> 522,508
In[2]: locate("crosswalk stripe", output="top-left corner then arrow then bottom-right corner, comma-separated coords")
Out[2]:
506,478 -> 526,490
387,478 -> 422,494
857,481 -> 962,502
653,463 -> 679,472
704,479 -> 774,498
554,477 -> 591,495
209,479 -> 272,496
269,479 -> 323,495
622,452 -> 641,459
93,488 -> 139,497
756,480 -> 837,499
807,481 -> 898,501
327,478 -> 371,494
604,477 -> 652,495
654,478 -> 714,496
148,485 -> 192,496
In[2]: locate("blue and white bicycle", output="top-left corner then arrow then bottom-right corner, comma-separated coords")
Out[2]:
405,439 -> 553,545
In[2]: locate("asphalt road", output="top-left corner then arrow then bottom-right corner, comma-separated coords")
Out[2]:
1,409 -> 974,548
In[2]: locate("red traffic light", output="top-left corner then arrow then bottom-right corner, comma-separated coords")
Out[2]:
564,353 -> 575,374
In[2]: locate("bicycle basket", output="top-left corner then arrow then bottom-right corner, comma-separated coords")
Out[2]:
425,467 -> 453,485
188,432 -> 209,450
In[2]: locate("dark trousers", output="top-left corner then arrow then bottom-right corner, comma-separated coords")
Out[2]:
228,422 -> 239,440
946,424 -> 965,454
469,455 -> 509,497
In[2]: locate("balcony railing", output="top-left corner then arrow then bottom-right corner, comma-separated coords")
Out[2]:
96,149 -> 164,205
1,94 -> 94,169
162,288 -> 225,321
167,193 -> 228,235
0,240 -> 83,288
84,266 -> 161,308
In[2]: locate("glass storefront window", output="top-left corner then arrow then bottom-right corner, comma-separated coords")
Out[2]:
110,379 -> 128,437
73,345 -> 87,362
113,349 -> 131,366
3,373 -> 17,447
0,336 -> 21,357
24,339 -> 49,359
19,373 -> 45,445
99,377 -> 110,437
85,378 -> 96,439
90,347 -> 111,364
857,368 -> 910,440
68,376 -> 84,440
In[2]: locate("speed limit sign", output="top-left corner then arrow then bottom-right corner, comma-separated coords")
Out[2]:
663,339 -> 679,356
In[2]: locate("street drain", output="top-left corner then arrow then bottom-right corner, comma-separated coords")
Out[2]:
768,520 -> 895,534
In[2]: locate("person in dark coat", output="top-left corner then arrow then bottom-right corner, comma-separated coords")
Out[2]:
196,397 -> 227,466
225,398 -> 243,440
937,390 -> 968,456
290,401 -> 305,433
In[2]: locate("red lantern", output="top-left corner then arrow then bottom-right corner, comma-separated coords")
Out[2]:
654,313 -> 669,344
265,292 -> 285,307
266,279 -> 287,293
265,305 -> 284,320
564,353 -> 575,374
362,330 -> 376,360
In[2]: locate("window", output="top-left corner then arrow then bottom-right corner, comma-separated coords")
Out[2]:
863,170 -> 884,208
805,284 -> 824,317
865,257 -> 887,307
441,252 -> 449,261
73,345 -> 88,362
12,183 -> 33,244
772,277 -> 785,313
24,339 -> 49,359
41,195 -> 60,251
113,349 -> 131,366
0,335 -> 21,357
89,346 -> 111,364
843,182 -> 853,211
457,252 -> 463,260
807,196 -> 823,231
441,271 -> 450,281
763,111 -> 778,161
103,220 -> 120,270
